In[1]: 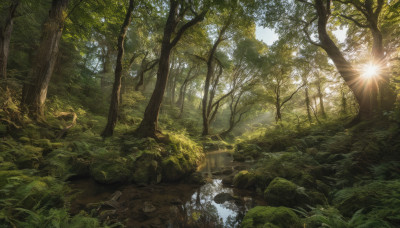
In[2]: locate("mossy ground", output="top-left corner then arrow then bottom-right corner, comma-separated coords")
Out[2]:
234,118 -> 400,227
0,94 -> 205,227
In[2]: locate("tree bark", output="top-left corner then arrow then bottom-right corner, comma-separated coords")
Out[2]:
100,45 -> 112,89
21,0 -> 69,119
305,85 -> 312,123
101,0 -> 135,137
202,23 -> 229,136
0,0 -> 19,82
314,0 -> 373,120
135,0 -> 207,138
315,73 -> 326,118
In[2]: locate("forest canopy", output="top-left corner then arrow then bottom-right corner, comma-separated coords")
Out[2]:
0,0 -> 400,227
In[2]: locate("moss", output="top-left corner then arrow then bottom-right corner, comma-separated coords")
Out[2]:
241,206 -> 302,228
264,177 -> 306,207
132,159 -> 160,184
90,160 -> 130,184
233,170 -> 257,189
33,139 -> 53,150
162,156 -> 186,182
45,149 -> 91,179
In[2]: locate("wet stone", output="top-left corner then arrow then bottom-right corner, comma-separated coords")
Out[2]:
143,201 -> 156,213
214,192 -> 235,204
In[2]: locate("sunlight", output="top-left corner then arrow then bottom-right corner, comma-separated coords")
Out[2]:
361,63 -> 380,79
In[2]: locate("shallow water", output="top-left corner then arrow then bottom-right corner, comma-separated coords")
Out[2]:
70,151 -> 265,227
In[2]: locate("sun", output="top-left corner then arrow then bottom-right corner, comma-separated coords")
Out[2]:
361,63 -> 380,79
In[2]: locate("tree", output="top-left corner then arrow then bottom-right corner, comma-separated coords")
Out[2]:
21,0 -> 69,119
0,0 -> 19,82
262,0 -> 399,121
263,41 -> 304,123
135,0 -> 207,138
101,0 -> 135,137
220,38 -> 263,137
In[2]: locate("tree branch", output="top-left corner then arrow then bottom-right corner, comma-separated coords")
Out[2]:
340,14 -> 369,28
170,9 -> 208,47
281,83 -> 306,107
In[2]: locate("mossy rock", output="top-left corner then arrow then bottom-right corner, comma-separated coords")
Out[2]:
264,177 -> 308,207
233,170 -> 256,189
162,156 -> 188,182
241,206 -> 302,228
132,160 -> 160,184
90,160 -> 131,184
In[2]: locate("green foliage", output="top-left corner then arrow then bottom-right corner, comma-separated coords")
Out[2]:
264,177 -> 308,208
241,206 -> 302,228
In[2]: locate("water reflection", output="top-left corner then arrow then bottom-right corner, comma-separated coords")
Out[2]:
70,151 -> 266,227
197,150 -> 233,174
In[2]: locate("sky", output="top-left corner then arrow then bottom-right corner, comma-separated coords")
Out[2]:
255,26 -> 279,45
255,26 -> 348,46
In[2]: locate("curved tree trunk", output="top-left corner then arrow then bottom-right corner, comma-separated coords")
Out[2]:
21,0 -> 69,119
0,0 -> 19,82
135,0 -> 206,138
314,0 -> 373,120
101,0 -> 135,137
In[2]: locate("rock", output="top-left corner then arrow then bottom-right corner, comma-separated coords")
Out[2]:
233,170 -> 256,189
170,198 -> 183,205
264,177 -> 308,207
211,170 -> 222,175
214,192 -> 234,204
162,157 -> 187,182
233,165 -> 247,171
132,159 -> 160,184
222,168 -> 233,175
142,201 -> 156,213
187,172 -> 206,185
90,160 -> 130,184
222,175 -> 234,186
241,206 -> 302,228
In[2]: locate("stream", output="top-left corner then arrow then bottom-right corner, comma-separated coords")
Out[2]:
70,151 -> 266,227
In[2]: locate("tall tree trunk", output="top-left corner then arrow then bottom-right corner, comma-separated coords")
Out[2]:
315,73 -> 326,118
101,46 -> 112,89
21,0 -> 69,119
341,87 -> 347,115
202,23 -> 229,136
135,0 -> 206,138
313,0 -> 376,121
0,0 -> 19,82
275,101 -> 282,123
101,0 -> 134,137
178,83 -> 188,118
302,74 -> 312,123
305,85 -> 312,123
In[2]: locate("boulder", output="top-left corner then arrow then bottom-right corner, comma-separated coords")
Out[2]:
241,206 -> 302,228
264,177 -> 307,207
213,192 -> 234,204
90,160 -> 130,184
233,170 -> 256,189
